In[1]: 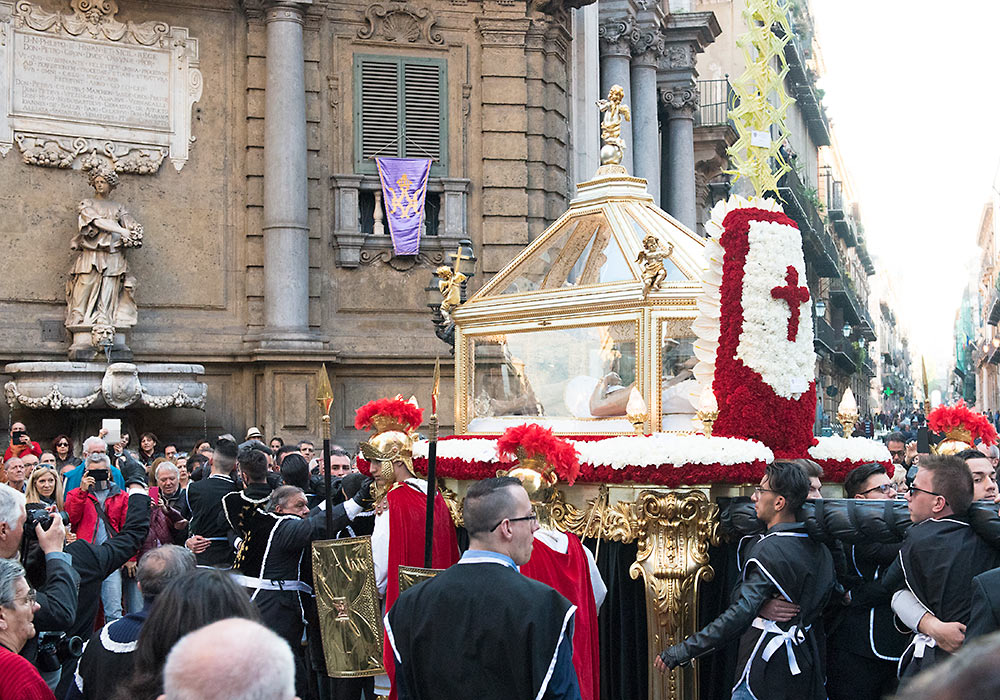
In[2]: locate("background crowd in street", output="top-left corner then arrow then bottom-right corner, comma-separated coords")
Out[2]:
3,415 -> 1000,700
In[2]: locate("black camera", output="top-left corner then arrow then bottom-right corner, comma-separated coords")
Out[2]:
11,430 -> 26,444
35,632 -> 84,672
25,506 -> 68,533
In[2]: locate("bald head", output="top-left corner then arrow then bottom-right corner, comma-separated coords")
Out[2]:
159,618 -> 297,700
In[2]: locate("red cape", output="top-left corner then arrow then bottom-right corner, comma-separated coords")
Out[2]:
521,532 -> 600,700
384,481 -> 459,697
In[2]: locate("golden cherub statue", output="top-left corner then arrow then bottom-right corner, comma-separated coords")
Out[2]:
597,85 -> 631,166
436,265 -> 467,324
636,234 -> 672,296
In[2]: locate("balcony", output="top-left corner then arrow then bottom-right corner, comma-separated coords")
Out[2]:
696,78 -> 734,128
777,25 -> 831,147
988,288 -> 1000,326
776,168 -> 839,278
830,275 -> 877,342
856,235 -> 876,276
862,355 -> 876,378
814,316 -> 837,354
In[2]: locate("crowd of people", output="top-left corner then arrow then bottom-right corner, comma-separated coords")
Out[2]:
0,421 -> 369,700
3,414 -> 1000,700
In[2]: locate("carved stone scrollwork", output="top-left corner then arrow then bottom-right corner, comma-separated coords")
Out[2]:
14,133 -> 166,173
357,2 -> 443,46
597,15 -> 639,58
663,43 -> 696,70
359,247 -> 447,271
4,381 -> 101,409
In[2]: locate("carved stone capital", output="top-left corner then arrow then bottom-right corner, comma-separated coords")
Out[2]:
598,16 -> 639,59
661,82 -> 700,115
630,27 -> 665,66
358,1 -> 444,46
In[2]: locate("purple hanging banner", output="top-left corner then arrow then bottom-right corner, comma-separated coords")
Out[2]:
375,157 -> 432,256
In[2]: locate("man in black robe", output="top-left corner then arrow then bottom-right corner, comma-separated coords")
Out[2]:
826,463 -> 908,700
892,455 -> 1000,678
227,482 -> 372,699
386,476 -> 580,700
185,439 -> 239,567
656,461 -> 835,700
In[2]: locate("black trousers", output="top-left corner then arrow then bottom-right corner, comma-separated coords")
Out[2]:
826,645 -> 898,700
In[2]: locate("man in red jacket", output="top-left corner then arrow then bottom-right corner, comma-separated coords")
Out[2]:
3,422 -> 42,463
65,453 -> 129,620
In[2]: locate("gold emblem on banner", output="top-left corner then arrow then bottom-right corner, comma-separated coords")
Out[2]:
312,537 -> 385,678
397,565 -> 443,593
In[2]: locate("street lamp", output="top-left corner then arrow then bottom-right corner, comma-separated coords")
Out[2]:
814,299 -> 826,318
842,323 -> 852,338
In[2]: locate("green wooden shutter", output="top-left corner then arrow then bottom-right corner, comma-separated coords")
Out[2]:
359,58 -> 401,161
403,62 -> 441,163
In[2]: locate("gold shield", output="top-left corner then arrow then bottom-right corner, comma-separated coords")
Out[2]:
312,537 -> 385,678
397,565 -> 443,593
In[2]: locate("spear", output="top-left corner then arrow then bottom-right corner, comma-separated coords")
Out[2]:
316,364 -> 335,535
424,357 -> 441,568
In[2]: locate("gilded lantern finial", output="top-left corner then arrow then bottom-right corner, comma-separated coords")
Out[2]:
836,388 -> 859,438
597,85 -> 631,170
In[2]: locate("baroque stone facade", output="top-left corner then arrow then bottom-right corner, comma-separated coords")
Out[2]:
0,0 -> 583,446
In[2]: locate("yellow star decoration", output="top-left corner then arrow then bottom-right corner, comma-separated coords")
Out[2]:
727,0 -> 796,199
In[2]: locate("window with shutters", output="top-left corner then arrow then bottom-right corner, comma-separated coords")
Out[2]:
354,55 -> 448,177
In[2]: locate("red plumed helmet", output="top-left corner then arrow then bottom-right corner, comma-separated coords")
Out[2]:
497,423 -> 580,486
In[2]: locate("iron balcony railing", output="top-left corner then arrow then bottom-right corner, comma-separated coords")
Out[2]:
696,78 -> 734,128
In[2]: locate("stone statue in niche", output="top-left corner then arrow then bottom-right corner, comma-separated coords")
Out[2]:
66,165 -> 143,361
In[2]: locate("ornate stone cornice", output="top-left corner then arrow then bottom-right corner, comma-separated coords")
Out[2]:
598,15 -> 639,59
477,16 -> 531,48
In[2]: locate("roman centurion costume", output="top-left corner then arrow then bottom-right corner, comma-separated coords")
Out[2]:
354,396 -> 460,698
660,521 -> 836,700
500,423 -> 605,700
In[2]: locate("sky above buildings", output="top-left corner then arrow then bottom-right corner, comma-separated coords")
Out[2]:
810,0 -> 1000,382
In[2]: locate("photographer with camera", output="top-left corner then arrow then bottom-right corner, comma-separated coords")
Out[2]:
0,558 -> 56,700
0,482 -> 77,692
3,422 -> 42,463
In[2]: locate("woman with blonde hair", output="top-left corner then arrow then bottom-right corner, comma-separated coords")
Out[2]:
24,465 -> 65,510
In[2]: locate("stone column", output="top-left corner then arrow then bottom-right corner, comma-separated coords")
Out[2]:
656,11 -> 721,231
630,29 -> 663,203
261,1 -> 312,343
661,83 -> 699,230
597,16 -> 636,173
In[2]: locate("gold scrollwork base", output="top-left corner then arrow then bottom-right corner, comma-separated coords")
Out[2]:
550,487 -> 719,700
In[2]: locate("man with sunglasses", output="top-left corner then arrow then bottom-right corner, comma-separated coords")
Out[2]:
655,462 -> 835,700
386,477 -> 580,700
891,455 -> 1000,679
825,463 -> 907,700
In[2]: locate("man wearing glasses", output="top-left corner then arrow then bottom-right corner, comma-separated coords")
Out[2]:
825,463 -> 907,700
386,477 -> 581,700
890,455 -> 1000,679
655,462 -> 835,700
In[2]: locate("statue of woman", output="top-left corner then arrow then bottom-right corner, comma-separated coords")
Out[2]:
66,167 -> 143,347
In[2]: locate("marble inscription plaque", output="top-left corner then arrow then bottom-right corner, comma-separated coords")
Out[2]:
0,0 -> 203,173
12,34 -> 171,131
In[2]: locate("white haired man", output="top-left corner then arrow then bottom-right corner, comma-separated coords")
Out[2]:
63,436 -> 125,492
158,618 -> 298,700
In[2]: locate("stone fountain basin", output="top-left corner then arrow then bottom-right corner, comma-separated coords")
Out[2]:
4,362 -> 206,410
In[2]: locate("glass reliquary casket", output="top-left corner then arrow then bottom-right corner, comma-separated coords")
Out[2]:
452,172 -> 708,436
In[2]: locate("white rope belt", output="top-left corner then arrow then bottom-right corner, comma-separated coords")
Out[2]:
911,632 -> 937,659
752,617 -> 809,676
230,572 -> 313,593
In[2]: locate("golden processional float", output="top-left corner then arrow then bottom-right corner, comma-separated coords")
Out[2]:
321,4 -> 896,699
